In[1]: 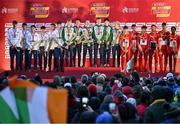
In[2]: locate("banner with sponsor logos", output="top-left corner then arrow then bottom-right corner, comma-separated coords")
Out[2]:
0,0 -> 180,70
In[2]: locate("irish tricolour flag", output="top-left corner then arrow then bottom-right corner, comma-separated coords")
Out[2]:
0,77 -> 67,123
124,55 -> 134,73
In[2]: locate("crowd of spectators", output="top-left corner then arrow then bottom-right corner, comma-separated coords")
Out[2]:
0,71 -> 180,123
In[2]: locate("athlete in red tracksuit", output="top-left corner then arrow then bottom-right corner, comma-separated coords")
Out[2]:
129,24 -> 139,70
120,26 -> 132,71
138,25 -> 150,72
158,22 -> 170,72
149,25 -> 159,73
168,26 -> 179,73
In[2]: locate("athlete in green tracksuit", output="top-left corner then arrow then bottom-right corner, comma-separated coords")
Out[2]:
62,18 -> 76,67
103,18 -> 113,67
92,18 -> 105,67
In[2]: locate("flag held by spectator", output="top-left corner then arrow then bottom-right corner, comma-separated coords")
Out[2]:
125,55 -> 134,73
0,77 -> 68,123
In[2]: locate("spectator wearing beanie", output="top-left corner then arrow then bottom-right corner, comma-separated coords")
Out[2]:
91,75 -> 97,85
103,95 -> 114,103
81,74 -> 88,84
88,97 -> 101,113
111,79 -> 122,94
70,75 -> 79,96
110,76 -> 116,87
88,84 -> 97,97
127,98 -> 136,107
166,73 -> 179,92
53,75 -> 61,87
101,73 -> 106,80
144,86 -> 167,123
131,71 -> 140,82
122,86 -> 134,98
121,77 -> 129,87
96,74 -> 105,84
111,83 -> 120,95
167,77 -> 179,93
96,75 -> 105,93
96,112 -> 113,123
118,102 -> 141,123
71,75 -> 77,84
132,85 -> 143,105
65,84 -> 77,123
76,85 -> 89,108
113,90 -> 126,104
99,95 -> 114,112
104,85 -> 112,95
64,76 -> 70,83
31,74 -> 42,85
145,79 -> 153,91
100,74 -> 111,94
136,91 -> 151,117
129,71 -> 140,86
77,85 -> 89,99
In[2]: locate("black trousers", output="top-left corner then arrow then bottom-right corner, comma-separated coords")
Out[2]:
65,45 -> 74,67
9,46 -> 15,71
94,43 -> 98,65
106,44 -> 112,65
31,50 -> 38,69
39,46 -> 47,71
16,47 -> 22,70
83,44 -> 92,66
75,43 -> 82,67
112,45 -> 120,67
20,49 -> 24,70
72,46 -> 76,66
48,49 -> 54,71
25,49 -> 31,70
54,47 -> 64,71
99,43 -> 106,65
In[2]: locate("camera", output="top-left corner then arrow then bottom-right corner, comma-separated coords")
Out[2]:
82,97 -> 88,108
109,102 -> 116,114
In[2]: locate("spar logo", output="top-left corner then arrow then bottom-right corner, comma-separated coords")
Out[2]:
122,6 -> 139,13
62,7 -> 78,14
1,7 -> 18,14
1,7 -> 7,14
151,2 -> 171,17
